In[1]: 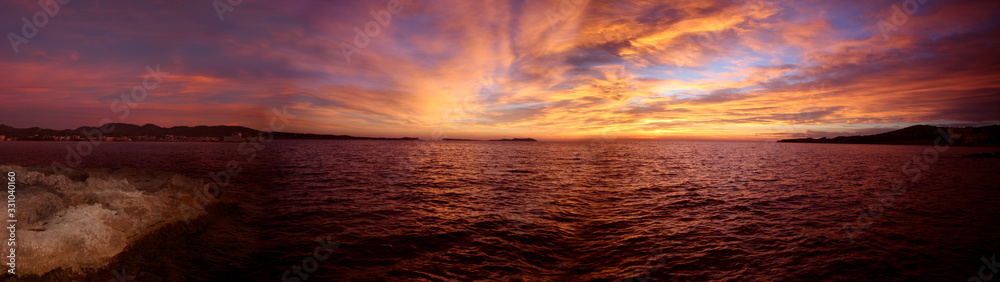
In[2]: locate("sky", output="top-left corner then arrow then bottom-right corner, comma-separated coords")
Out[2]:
0,0 -> 998,141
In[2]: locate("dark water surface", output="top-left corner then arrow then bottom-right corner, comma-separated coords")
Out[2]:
1,140 -> 999,281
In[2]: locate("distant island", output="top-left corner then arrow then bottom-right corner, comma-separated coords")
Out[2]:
777,125 -> 1000,146
441,138 -> 538,142
490,138 -> 538,142
0,123 -> 418,142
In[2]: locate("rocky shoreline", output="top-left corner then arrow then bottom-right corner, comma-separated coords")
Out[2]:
0,165 -> 218,278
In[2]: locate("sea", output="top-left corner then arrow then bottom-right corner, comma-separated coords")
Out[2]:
1,140 -> 999,281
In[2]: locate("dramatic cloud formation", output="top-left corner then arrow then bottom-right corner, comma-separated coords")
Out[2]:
1,0 -> 998,140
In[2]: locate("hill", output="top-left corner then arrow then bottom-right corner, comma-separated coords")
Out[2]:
0,123 -> 418,141
489,138 -> 538,142
777,125 -> 1000,146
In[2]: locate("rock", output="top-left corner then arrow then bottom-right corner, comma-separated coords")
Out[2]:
17,191 -> 64,230
0,165 -> 218,277
20,204 -> 128,275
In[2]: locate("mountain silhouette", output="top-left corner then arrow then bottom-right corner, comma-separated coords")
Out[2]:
777,125 -> 1000,145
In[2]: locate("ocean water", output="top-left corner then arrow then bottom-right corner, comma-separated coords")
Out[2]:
2,140 -> 999,281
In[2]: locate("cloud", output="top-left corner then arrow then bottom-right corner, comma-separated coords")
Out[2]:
0,0 -> 997,140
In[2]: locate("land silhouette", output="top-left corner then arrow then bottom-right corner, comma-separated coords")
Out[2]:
0,123 -> 418,141
777,125 -> 1000,146
0,123 -> 543,142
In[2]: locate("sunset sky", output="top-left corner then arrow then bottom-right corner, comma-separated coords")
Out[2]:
1,0 -> 998,140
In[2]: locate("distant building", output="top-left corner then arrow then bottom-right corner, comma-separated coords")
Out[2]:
949,127 -> 971,142
0,135 -> 5,141
224,135 -> 244,142
948,127 -> 991,144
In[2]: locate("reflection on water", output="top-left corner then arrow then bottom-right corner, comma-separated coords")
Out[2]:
1,140 -> 999,280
